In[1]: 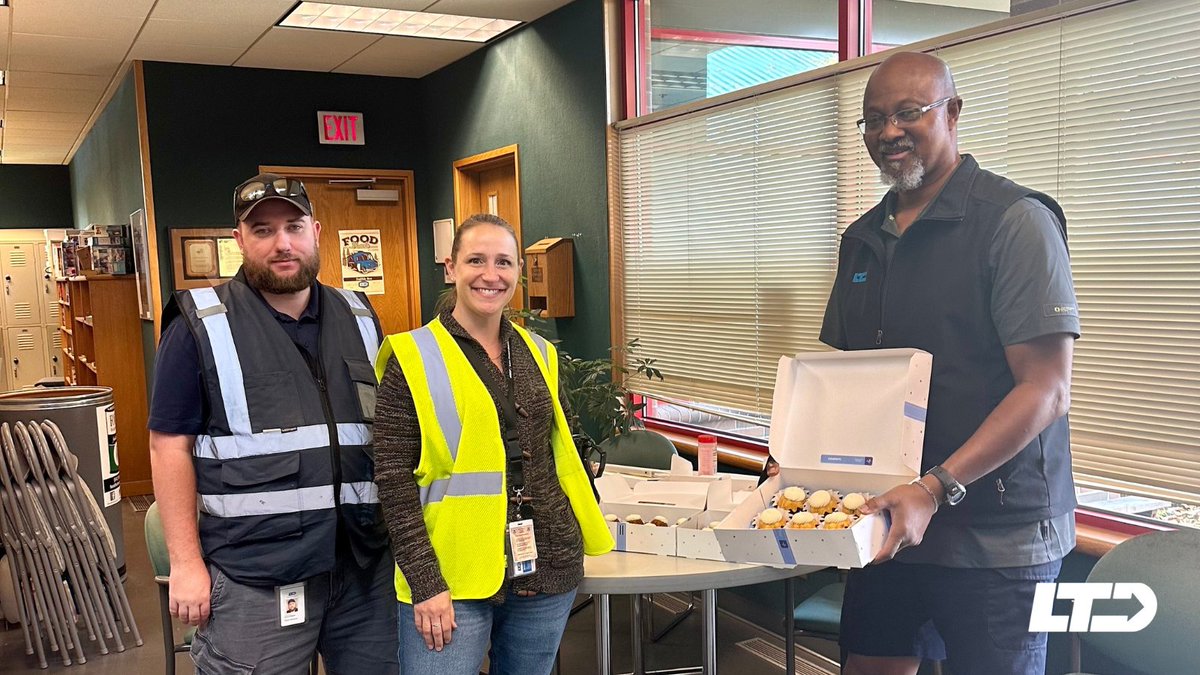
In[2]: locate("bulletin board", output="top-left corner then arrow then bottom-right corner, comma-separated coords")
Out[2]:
170,228 -> 243,290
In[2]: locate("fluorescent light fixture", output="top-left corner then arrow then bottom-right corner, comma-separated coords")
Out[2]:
280,2 -> 521,42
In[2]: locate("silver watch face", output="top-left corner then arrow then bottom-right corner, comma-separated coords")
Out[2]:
945,484 -> 966,506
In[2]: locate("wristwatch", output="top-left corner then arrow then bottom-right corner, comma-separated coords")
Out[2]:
926,465 -> 967,506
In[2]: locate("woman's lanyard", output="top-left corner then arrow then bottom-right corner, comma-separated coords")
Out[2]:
454,335 -> 533,520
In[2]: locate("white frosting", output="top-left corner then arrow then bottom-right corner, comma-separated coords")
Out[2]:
759,507 -> 785,525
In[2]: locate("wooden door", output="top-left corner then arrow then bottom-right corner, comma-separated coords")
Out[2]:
1,243 -> 44,326
263,167 -> 421,337
453,146 -> 523,312
6,325 -> 49,389
298,178 -> 420,336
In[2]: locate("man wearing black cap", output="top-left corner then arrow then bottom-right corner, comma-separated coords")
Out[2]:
149,173 -> 398,673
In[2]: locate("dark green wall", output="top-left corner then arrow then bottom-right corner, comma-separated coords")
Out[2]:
67,69 -> 156,386
0,165 -> 72,228
140,62 -> 424,302
68,71 -> 144,230
417,0 -> 611,359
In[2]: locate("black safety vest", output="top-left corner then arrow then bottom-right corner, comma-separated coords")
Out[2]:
165,275 -> 385,584
822,156 -> 1077,525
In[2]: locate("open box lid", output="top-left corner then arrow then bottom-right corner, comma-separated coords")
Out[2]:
595,472 -> 727,510
768,348 -> 932,482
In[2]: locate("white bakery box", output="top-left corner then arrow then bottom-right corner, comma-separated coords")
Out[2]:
596,472 -> 734,556
712,348 -> 932,569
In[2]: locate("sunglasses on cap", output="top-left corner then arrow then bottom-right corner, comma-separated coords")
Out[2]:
234,176 -> 311,220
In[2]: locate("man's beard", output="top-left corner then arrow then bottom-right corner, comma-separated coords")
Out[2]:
878,141 -> 925,192
242,250 -> 321,294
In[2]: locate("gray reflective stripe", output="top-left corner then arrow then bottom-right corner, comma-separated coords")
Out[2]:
190,287 -> 251,436
194,423 -> 371,460
336,289 -> 380,361
200,485 -> 334,518
195,303 -> 227,319
410,327 -> 463,460
528,332 -> 549,365
340,481 -> 379,505
418,471 -> 504,506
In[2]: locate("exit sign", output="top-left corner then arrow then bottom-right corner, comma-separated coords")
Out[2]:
318,111 -> 365,145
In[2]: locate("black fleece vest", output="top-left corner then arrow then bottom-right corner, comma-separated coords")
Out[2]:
824,156 -> 1076,525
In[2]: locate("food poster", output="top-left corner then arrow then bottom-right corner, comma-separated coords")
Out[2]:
339,229 -> 385,295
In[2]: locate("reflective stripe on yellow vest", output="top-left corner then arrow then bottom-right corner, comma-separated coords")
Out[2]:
375,317 -> 614,603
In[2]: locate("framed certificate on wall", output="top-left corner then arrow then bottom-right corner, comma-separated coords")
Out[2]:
170,228 -> 242,290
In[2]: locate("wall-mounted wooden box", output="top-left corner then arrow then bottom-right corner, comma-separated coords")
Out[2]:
524,237 -> 574,318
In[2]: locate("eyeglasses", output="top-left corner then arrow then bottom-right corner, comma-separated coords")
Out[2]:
856,97 -> 954,135
235,177 -> 309,214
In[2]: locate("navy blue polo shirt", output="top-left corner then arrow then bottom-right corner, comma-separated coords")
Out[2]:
148,284 -> 321,436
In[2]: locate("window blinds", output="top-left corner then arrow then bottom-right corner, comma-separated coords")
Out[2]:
617,0 -> 1200,504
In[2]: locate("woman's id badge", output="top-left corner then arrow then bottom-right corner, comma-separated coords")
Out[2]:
507,519 -> 538,577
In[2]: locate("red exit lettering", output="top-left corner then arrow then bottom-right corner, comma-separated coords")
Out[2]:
317,111 -> 365,145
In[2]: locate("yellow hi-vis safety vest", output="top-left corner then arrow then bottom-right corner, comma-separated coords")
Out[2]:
375,317 -> 614,603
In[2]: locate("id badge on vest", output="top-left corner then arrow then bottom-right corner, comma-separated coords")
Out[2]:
506,519 -> 538,578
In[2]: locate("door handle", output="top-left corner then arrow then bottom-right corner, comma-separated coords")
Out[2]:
12,358 -> 18,379
4,275 -> 10,295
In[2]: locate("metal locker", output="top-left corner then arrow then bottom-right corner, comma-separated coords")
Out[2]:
1,243 -> 45,327
45,324 -> 63,379
35,243 -> 59,325
6,326 -> 49,389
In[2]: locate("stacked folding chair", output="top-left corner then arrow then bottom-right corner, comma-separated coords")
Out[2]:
0,419 -> 141,667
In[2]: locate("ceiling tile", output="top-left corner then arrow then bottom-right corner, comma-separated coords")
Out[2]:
5,71 -> 110,91
6,87 -> 100,114
235,26 -> 380,72
1,153 -> 70,165
130,42 -> 246,66
2,111 -> 92,131
333,35 -> 481,77
12,0 -> 151,40
0,7 -> 10,55
425,0 -> 569,22
8,33 -> 128,76
149,0 -> 297,23
136,18 -> 268,49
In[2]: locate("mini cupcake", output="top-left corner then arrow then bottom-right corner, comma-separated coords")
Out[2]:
651,516 -> 670,527
806,489 -> 838,515
775,486 -> 808,512
755,507 -> 788,529
675,517 -> 691,527
841,492 -> 868,516
604,513 -> 620,523
787,512 -> 819,530
625,514 -> 645,525
822,511 -> 853,529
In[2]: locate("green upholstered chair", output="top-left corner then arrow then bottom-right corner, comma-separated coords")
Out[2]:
1071,528 -> 1200,675
598,429 -> 678,470
144,501 -> 195,675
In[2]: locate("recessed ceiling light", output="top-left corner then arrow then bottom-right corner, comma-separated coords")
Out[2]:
279,2 -> 521,42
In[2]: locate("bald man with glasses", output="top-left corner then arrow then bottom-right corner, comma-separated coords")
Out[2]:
820,52 -> 1081,675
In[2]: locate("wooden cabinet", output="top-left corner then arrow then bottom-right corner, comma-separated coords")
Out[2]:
57,275 -> 152,496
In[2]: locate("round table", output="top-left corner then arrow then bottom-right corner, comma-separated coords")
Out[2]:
581,552 -> 820,675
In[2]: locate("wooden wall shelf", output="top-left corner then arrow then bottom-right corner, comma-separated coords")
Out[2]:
56,276 -> 151,496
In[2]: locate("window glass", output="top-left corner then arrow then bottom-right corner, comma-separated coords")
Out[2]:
647,0 -> 838,113
871,0 -> 1011,54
